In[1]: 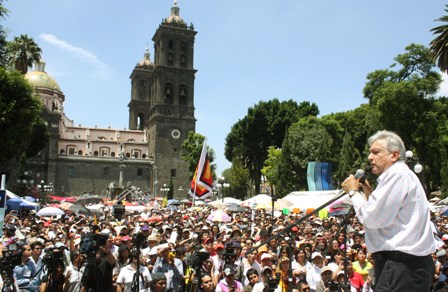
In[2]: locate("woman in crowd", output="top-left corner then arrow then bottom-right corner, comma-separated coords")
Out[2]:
351,247 -> 372,282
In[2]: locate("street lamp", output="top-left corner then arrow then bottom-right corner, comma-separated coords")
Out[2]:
217,176 -> 230,203
16,171 -> 34,197
153,166 -> 158,201
38,180 -> 53,204
160,183 -> 170,198
406,150 -> 427,196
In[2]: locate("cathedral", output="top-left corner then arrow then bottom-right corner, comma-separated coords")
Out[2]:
22,2 -> 196,199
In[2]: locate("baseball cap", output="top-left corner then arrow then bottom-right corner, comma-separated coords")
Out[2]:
321,266 -> 333,274
223,265 -> 236,276
214,243 -> 225,250
311,252 -> 323,259
261,253 -> 273,261
442,234 -> 448,241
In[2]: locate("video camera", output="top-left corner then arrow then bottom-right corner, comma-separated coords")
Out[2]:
132,232 -> 146,247
80,233 -> 109,254
223,241 -> 240,264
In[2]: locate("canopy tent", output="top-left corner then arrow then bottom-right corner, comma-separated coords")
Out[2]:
6,190 -> 40,210
49,195 -> 77,203
284,190 -> 344,211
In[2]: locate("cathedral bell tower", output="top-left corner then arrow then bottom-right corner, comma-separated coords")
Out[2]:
129,1 -> 197,197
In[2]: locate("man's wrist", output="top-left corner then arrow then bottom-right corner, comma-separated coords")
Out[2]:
348,190 -> 359,198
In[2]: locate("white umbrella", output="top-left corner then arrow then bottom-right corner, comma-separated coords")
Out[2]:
36,206 -> 65,216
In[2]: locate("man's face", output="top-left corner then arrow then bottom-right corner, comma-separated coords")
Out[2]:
32,245 -> 42,257
368,139 -> 399,175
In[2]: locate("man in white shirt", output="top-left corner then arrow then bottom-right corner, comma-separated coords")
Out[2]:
342,130 -> 436,291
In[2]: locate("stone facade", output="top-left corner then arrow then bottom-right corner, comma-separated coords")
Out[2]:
22,3 -> 196,199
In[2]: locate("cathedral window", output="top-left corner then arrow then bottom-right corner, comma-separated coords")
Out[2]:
94,151 -> 99,156
78,150 -> 83,155
111,152 -> 116,157
67,166 -> 75,176
181,55 -> 186,67
167,53 -> 174,65
137,113 -> 145,130
171,169 -> 177,178
67,146 -> 76,155
100,147 -> 110,156
132,150 -> 141,158
168,40 -> 174,49
60,149 -> 65,155
181,41 -> 187,51
137,169 -> 143,177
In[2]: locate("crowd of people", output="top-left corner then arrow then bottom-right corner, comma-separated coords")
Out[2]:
0,197 -> 444,292
0,130 -> 444,292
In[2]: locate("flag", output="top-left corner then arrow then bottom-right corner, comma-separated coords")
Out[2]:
189,140 -> 213,199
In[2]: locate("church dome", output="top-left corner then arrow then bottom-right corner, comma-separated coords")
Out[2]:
165,2 -> 186,27
24,60 -> 61,91
137,48 -> 153,67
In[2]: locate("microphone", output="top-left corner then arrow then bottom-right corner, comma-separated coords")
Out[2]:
354,165 -> 373,183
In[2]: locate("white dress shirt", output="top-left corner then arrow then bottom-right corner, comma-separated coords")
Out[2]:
351,161 -> 435,256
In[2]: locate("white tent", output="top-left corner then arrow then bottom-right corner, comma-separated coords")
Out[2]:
241,194 -> 272,207
284,190 -> 344,210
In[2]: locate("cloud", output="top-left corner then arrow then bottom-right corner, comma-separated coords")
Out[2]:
39,33 -> 114,79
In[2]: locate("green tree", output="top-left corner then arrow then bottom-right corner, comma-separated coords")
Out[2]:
0,1 -> 9,66
279,116 -> 333,194
7,34 -> 42,74
222,158 -> 251,200
181,131 -> 216,180
261,146 -> 282,192
363,44 -> 442,193
430,4 -> 448,73
0,68 -> 45,170
225,99 -> 310,194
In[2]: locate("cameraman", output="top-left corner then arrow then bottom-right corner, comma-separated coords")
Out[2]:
95,238 -> 116,292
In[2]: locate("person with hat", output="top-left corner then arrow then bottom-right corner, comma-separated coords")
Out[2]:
149,272 -> 167,292
306,252 -> 324,291
216,264 -> 244,292
153,243 -> 184,291
315,266 -> 333,292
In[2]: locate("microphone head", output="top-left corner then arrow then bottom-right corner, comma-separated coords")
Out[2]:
354,169 -> 365,180
365,165 -> 373,173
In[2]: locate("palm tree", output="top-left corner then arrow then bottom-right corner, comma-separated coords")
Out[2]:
7,34 -> 42,74
430,5 -> 448,73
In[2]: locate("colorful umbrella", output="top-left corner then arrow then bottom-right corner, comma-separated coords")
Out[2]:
207,210 -> 231,222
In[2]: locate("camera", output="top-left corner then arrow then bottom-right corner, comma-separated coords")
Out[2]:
80,233 -> 109,254
132,232 -> 146,247
223,241 -> 240,264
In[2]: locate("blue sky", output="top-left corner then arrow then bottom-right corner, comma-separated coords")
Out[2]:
4,0 -> 448,175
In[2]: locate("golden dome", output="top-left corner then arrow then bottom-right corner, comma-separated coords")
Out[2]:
24,60 -> 61,91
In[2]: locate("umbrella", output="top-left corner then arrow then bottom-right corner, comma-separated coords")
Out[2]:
36,206 -> 65,216
329,209 -> 350,216
195,200 -> 205,206
226,204 -> 246,213
59,202 -> 74,210
167,199 -> 180,206
76,194 -> 103,205
207,210 -> 231,222
67,205 -> 92,216
180,199 -> 192,205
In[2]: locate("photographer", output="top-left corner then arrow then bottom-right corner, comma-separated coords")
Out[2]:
153,244 -> 184,291
216,265 -> 243,292
116,251 -> 151,292
95,237 -> 116,292
39,259 -> 65,292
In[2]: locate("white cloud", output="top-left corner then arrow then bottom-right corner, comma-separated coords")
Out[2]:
439,72 -> 448,97
39,33 -> 114,79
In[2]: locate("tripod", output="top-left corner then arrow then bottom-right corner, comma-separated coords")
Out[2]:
81,252 -> 104,292
130,246 -> 145,292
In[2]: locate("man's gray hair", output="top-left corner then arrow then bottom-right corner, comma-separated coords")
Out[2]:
368,130 -> 406,161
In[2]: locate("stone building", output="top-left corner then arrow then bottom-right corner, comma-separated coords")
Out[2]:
22,2 -> 196,198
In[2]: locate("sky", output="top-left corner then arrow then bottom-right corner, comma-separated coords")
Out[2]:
4,0 -> 448,175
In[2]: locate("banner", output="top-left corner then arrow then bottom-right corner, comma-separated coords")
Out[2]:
189,140 -> 213,199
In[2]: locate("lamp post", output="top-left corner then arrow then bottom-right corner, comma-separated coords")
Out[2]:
160,184 -> 170,198
217,176 -> 230,203
178,186 -> 184,197
153,166 -> 158,201
269,186 -> 277,235
16,171 -> 34,197
38,180 -> 53,204
405,150 -> 427,196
